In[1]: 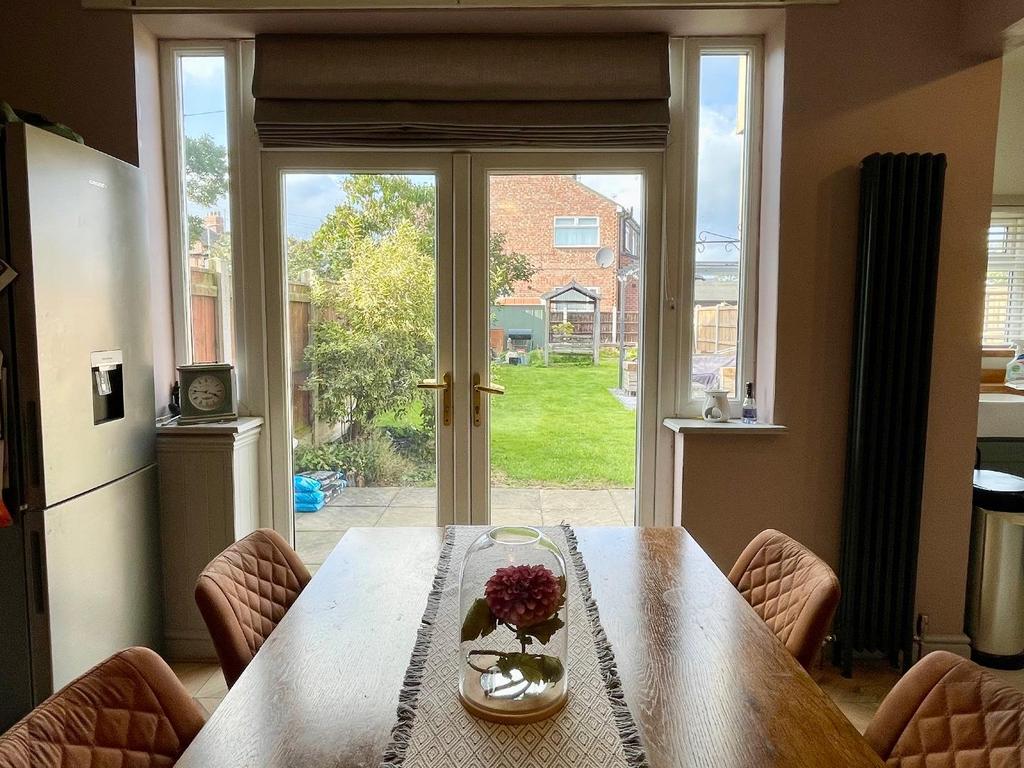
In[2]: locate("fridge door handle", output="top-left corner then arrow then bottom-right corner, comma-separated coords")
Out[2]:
29,530 -> 46,614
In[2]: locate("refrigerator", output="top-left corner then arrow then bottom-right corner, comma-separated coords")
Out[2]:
0,123 -> 162,731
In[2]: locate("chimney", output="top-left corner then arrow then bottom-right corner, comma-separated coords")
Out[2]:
204,211 -> 224,235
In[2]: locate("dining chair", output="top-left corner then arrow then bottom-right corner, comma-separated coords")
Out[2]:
864,650 -> 1024,766
195,527 -> 311,688
728,528 -> 840,670
0,646 -> 205,768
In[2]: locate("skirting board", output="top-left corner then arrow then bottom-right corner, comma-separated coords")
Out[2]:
165,630 -> 218,663
916,633 -> 972,662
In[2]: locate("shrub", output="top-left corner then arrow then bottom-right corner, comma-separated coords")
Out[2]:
293,430 -> 414,486
527,349 -> 544,366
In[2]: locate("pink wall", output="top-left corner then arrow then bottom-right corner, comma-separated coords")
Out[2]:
680,0 -> 1003,646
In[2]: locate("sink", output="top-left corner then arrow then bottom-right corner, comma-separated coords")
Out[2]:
979,392 -> 1024,438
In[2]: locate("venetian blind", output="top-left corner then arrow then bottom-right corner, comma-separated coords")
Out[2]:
984,209 -> 1024,347
252,34 -> 670,148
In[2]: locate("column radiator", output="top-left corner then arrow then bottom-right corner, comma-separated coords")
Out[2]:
834,152 -> 948,676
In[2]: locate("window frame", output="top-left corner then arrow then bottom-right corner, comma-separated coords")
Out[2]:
983,206 -> 1024,351
159,40 -> 245,373
669,37 -> 763,417
553,214 -> 601,248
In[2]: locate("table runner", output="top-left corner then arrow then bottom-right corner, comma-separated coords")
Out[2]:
381,525 -> 648,768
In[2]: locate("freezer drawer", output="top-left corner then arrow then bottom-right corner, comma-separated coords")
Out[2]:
25,465 -> 163,700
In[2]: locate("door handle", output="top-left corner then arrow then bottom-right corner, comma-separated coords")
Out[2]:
472,372 -> 505,427
417,372 -> 452,426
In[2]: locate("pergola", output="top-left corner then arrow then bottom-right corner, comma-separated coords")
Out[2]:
541,281 -> 601,365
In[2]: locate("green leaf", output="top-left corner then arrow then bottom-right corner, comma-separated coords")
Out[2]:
461,598 -> 497,642
519,615 -> 565,646
495,653 -> 565,686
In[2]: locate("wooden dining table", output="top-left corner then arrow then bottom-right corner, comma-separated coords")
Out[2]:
175,526 -> 885,768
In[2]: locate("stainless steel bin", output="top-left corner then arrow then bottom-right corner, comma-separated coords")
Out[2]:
966,469 -> 1024,668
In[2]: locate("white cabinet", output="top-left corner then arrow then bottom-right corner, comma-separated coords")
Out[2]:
156,417 -> 263,660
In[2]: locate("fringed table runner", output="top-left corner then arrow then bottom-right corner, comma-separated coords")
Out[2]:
381,525 -> 648,768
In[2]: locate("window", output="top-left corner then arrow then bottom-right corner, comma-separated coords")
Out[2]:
554,216 -> 600,247
673,39 -> 761,408
162,44 -> 237,366
984,209 -> 1024,348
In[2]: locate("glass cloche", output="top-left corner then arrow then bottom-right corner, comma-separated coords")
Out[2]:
458,526 -> 569,724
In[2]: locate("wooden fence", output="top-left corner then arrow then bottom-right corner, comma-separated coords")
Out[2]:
694,303 -> 738,353
189,267 -> 220,364
545,310 -> 640,346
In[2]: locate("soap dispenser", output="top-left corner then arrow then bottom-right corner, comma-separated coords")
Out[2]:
1006,341 -> 1024,390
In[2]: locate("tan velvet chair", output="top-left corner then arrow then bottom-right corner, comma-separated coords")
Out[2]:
0,646 -> 205,768
728,528 -> 840,671
195,527 -> 311,688
865,650 -> 1024,766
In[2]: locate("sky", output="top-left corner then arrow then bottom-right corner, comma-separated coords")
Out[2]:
180,52 -> 746,263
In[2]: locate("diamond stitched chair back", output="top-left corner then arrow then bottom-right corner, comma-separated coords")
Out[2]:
864,650 -> 1024,767
195,528 -> 311,688
727,529 -> 840,670
0,646 -> 205,768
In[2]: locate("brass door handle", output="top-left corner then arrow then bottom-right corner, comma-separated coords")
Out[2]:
417,372 -> 452,426
472,373 -> 504,427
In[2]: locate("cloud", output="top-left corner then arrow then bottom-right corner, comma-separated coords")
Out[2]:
695,105 -> 745,262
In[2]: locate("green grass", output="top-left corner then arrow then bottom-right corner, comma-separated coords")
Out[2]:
372,356 -> 636,487
489,357 -> 636,488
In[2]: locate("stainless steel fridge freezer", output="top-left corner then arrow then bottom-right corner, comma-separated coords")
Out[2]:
0,123 -> 162,731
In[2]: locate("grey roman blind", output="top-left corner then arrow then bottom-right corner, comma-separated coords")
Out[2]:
252,34 -> 670,148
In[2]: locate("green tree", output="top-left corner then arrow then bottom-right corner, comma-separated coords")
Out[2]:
295,174 -> 535,432
184,134 -> 228,207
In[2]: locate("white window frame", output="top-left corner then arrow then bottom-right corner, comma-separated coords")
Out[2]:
984,207 -> 1024,349
159,40 -> 246,376
553,215 -> 601,248
667,37 -> 763,417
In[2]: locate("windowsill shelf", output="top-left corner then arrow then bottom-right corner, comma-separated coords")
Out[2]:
662,418 -> 787,435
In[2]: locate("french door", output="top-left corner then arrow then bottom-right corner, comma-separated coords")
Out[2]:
262,151 -> 662,554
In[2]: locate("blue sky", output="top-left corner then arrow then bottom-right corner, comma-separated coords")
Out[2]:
181,52 -> 745,262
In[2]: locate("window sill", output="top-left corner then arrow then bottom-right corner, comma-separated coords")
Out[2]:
662,417 -> 787,435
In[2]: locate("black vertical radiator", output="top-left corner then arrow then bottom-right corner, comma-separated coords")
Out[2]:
833,153 -> 948,677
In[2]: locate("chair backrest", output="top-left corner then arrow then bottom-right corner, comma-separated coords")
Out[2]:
195,528 -> 311,688
0,646 -> 205,768
728,528 -> 840,670
864,650 -> 1024,766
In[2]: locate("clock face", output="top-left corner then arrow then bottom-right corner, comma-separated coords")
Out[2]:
187,374 -> 226,412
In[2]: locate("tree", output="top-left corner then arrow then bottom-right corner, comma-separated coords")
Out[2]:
184,134 -> 228,207
295,174 -> 535,433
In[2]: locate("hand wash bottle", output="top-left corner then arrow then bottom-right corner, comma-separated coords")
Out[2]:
1006,341 -> 1024,390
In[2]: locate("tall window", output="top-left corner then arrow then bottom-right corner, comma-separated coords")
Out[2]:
553,216 -> 600,247
164,46 -> 236,365
984,209 -> 1024,348
681,42 -> 760,405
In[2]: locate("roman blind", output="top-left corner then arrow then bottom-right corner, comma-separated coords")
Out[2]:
983,209 -> 1024,347
252,34 -> 670,148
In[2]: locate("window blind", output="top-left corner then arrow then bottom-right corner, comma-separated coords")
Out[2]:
984,209 -> 1024,347
252,34 -> 670,148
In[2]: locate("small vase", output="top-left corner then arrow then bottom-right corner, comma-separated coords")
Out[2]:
458,526 -> 569,724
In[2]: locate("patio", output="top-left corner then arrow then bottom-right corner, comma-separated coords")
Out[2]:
295,486 -> 635,571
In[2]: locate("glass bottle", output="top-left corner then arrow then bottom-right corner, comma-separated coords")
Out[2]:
458,526 -> 568,724
742,381 -> 758,424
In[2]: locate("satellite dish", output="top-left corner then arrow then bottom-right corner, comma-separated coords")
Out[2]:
595,247 -> 615,268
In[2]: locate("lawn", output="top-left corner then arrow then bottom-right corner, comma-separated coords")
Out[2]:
489,356 -> 636,488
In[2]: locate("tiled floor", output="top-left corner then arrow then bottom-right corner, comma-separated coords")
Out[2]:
295,486 -> 635,571
170,654 -> 1024,733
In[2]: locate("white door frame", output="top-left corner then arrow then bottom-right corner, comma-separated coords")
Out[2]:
467,152 -> 665,527
260,151 -> 457,537
260,149 -> 668,537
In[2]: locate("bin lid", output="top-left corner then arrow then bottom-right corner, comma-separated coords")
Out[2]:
974,469 -> 1024,512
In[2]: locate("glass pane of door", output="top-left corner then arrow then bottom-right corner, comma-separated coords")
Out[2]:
282,172 -> 440,570
484,172 -> 644,527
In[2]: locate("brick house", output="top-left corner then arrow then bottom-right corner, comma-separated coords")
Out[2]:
488,175 -> 641,328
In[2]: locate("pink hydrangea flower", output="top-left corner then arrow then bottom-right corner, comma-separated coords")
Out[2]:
484,564 -> 561,628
